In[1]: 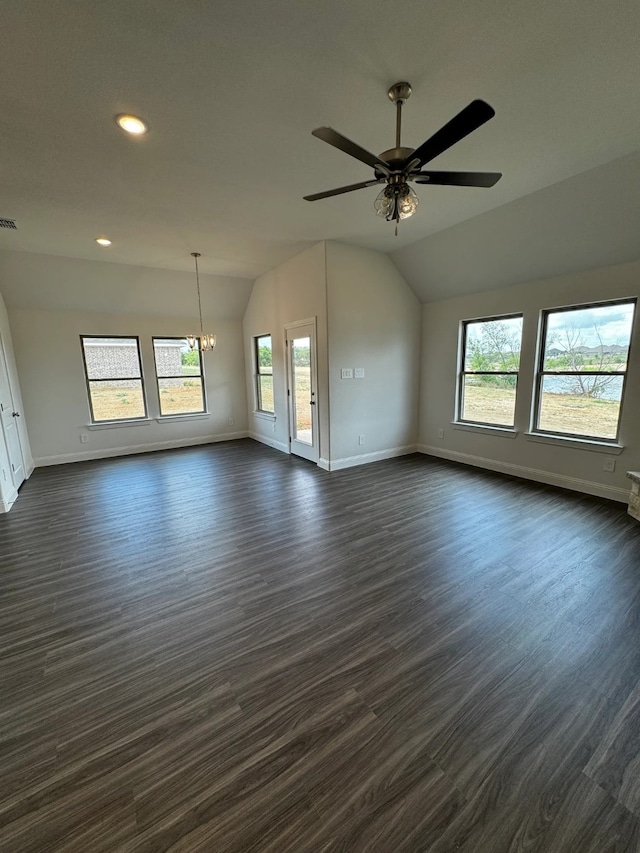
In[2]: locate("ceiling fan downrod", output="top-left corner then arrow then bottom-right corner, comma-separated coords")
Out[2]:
388,82 -> 412,149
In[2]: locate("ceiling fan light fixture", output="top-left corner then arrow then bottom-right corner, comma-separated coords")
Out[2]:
398,185 -> 419,220
374,186 -> 394,219
374,184 -> 419,221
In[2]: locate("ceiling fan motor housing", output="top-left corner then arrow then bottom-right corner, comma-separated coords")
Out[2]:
375,147 -> 417,177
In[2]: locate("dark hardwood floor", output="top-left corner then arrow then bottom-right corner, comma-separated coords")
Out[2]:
1,439 -> 640,852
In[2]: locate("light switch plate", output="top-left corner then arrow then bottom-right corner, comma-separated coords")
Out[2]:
354,368 -> 365,379
341,368 -> 353,379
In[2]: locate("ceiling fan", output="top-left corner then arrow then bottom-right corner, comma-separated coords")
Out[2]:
304,82 -> 501,231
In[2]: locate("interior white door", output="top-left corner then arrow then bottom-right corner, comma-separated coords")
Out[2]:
286,320 -> 318,463
0,340 -> 25,491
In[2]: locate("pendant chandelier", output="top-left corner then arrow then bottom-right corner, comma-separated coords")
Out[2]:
187,252 -> 217,352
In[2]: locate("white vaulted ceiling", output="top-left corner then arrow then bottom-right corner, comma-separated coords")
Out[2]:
1,0 -> 639,287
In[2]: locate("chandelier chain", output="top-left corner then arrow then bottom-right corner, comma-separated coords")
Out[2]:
194,252 -> 204,338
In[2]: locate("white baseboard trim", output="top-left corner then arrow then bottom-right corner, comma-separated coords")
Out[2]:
318,457 -> 330,471
326,444 -> 417,472
248,432 -> 289,454
417,444 -> 629,503
33,431 -> 249,467
0,487 -> 18,514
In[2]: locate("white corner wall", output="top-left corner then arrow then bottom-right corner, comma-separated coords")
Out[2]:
326,241 -> 421,468
419,259 -> 640,502
0,251 -> 253,465
242,242 -> 330,460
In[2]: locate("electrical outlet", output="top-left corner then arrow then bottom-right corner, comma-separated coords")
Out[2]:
358,434 -> 365,445
437,428 -> 444,439
341,368 -> 353,379
602,458 -> 616,473
80,434 -> 88,444
354,368 -> 365,379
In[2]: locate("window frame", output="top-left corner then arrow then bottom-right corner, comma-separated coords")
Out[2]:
152,336 -> 206,418
254,333 -> 274,414
80,335 -> 148,424
532,297 -> 637,444
457,312 -> 523,429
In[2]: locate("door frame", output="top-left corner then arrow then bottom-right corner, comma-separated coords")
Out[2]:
285,317 -> 319,463
0,333 -> 26,495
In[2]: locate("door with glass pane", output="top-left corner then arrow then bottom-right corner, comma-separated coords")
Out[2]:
285,319 -> 318,462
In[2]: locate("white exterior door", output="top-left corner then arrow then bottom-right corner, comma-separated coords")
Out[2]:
286,319 -> 318,463
0,340 -> 25,491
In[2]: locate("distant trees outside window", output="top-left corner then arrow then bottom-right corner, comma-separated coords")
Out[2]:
81,336 -> 147,422
533,300 -> 636,441
255,334 -> 274,413
458,315 -> 523,428
152,338 -> 206,416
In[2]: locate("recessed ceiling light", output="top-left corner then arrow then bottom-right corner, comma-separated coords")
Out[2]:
115,114 -> 147,135
95,237 -> 112,247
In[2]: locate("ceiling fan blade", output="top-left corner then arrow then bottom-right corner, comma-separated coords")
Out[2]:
304,180 -> 384,201
404,100 -> 496,170
312,128 -> 391,176
413,170 -> 502,187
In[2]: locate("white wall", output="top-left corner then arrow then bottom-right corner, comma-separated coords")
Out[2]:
0,250 -> 254,321
242,242 -> 330,459
9,308 -> 248,464
0,291 -> 33,509
326,242 -> 421,467
0,251 -> 253,465
242,241 -> 421,470
419,259 -> 640,501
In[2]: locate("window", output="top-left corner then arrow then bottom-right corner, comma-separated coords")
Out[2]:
152,337 -> 206,416
534,299 -> 636,442
458,315 -> 523,428
254,334 -> 274,413
81,336 -> 147,422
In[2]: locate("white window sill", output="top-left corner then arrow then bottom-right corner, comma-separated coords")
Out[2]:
253,411 -> 276,422
525,432 -> 624,455
452,422 -> 518,438
156,413 -> 209,423
86,418 -> 152,430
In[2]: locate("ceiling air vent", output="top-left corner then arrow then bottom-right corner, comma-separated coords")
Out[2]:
0,218 -> 17,229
